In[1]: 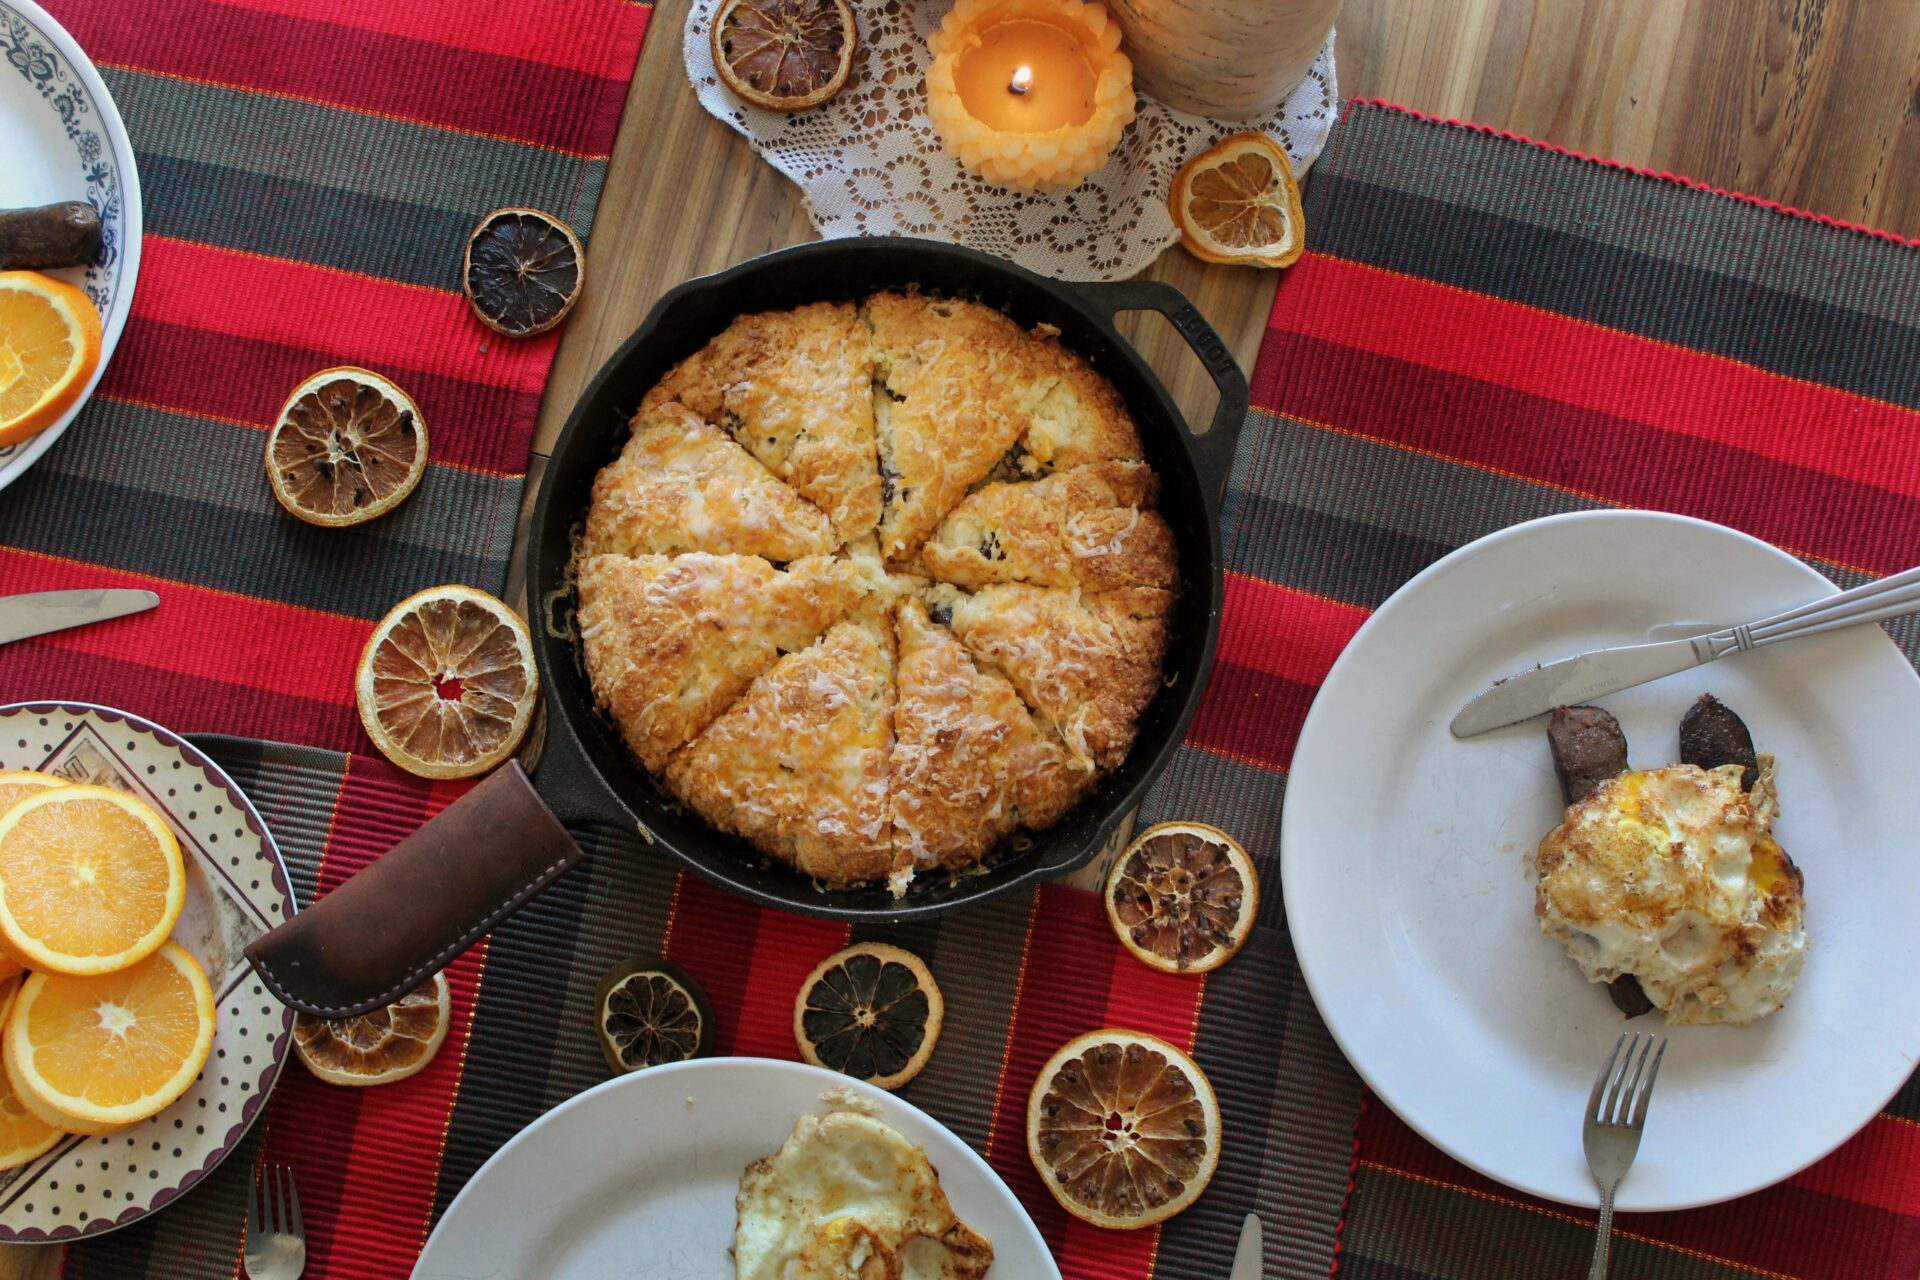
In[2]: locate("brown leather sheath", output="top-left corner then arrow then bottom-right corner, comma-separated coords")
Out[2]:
244,761 -> 583,1019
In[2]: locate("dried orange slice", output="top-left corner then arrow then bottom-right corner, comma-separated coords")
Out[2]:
355,585 -> 539,779
1170,132 -> 1306,269
1105,821 -> 1258,974
794,942 -> 942,1090
266,366 -> 428,527
1027,1029 -> 1219,1229
6,942 -> 215,1129
711,0 -> 857,112
294,972 -> 450,1087
0,975 -> 62,1165
463,208 -> 584,338
0,784 -> 186,976
0,271 -> 102,448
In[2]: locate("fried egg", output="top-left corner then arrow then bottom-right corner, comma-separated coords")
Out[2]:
734,1110 -> 994,1279
1528,759 -> 1806,1025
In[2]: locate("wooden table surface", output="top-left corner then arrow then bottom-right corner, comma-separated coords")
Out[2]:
11,1 -> 1917,1274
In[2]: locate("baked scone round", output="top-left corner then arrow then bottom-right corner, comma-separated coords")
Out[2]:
575,293 -> 1178,894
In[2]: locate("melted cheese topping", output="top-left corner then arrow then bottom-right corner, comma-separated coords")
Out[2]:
1528,761 -> 1807,1025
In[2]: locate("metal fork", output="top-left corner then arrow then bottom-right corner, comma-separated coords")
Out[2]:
244,1164 -> 306,1280
1582,1033 -> 1667,1280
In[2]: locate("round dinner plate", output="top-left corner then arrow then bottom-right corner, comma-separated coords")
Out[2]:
414,1058 -> 1058,1278
0,0 -> 143,492
1282,511 -> 1920,1211
0,703 -> 295,1240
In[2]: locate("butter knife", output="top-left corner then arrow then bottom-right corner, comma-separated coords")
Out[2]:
1230,1212 -> 1263,1280
1451,564 -> 1920,738
0,589 -> 159,646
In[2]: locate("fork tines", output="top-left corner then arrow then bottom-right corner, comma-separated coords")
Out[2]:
248,1163 -> 303,1242
1588,1032 -> 1668,1129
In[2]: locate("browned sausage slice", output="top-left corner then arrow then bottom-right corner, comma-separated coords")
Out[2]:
1678,693 -> 1759,791
0,202 -> 103,271
1545,704 -> 1653,1018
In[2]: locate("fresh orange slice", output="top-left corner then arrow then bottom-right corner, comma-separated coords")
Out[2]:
6,942 -> 215,1129
0,771 -> 64,983
1170,132 -> 1306,269
266,366 -> 428,527
0,975 -> 62,1165
1105,821 -> 1258,974
0,271 -> 103,448
711,0 -> 857,112
1027,1029 -> 1220,1229
356,585 -> 540,779
0,785 -> 186,976
294,972 -> 450,1087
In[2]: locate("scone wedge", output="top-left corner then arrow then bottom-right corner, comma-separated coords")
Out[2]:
575,553 -> 871,771
920,460 -> 1177,592
665,616 -> 897,888
890,598 -> 1092,894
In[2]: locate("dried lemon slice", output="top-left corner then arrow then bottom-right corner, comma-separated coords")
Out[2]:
266,366 -> 427,526
793,942 -> 942,1090
1170,132 -> 1306,269
295,972 -> 450,1087
463,208 -> 584,338
596,958 -> 713,1073
1027,1029 -> 1219,1229
1105,821 -> 1258,974
355,585 -> 539,779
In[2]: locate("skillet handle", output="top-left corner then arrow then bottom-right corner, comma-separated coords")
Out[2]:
1070,279 -> 1249,515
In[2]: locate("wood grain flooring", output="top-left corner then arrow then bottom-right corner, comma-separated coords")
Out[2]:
12,2 -> 1917,1275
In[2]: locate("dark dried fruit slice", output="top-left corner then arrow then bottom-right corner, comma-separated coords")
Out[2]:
595,958 -> 713,1073
1105,821 -> 1257,974
266,366 -> 427,526
462,207 -> 584,338
1026,1029 -> 1220,1229
793,942 -> 942,1090
710,0 -> 857,113
294,972 -> 450,1087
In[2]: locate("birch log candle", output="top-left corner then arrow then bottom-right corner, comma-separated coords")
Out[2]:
1108,0 -> 1338,121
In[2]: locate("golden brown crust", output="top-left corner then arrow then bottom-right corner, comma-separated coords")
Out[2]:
864,292 -> 1049,562
1014,335 -> 1144,474
919,461 -> 1176,593
583,402 -> 837,561
665,617 -> 897,888
575,553 -> 870,772
646,301 -> 881,540
890,599 -> 1093,889
942,583 -> 1174,770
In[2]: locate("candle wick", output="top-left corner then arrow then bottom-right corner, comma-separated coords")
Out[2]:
1009,64 -> 1033,95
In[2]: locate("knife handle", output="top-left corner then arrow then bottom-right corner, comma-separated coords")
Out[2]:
1699,564 -> 1920,657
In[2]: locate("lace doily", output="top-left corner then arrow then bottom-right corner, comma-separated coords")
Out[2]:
684,0 -> 1337,280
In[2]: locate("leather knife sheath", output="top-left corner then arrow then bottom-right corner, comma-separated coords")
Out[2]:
244,761 -> 582,1019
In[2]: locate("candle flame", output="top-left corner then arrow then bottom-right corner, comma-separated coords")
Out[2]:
1009,64 -> 1033,95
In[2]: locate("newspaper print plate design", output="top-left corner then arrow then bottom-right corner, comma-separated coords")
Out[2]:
0,0 -> 144,492
0,703 -> 293,1241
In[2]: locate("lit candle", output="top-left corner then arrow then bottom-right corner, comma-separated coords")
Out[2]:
926,0 -> 1135,192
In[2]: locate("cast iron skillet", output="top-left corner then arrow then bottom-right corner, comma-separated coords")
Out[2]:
529,237 -> 1248,921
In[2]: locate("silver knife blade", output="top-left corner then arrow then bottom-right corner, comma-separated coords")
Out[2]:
0,589 -> 160,646
1229,1212 -> 1263,1280
1451,636 -> 1710,738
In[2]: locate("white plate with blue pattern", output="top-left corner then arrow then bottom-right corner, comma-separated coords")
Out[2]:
0,0 -> 141,492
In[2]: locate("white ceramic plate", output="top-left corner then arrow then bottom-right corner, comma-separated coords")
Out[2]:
414,1058 -> 1058,1278
0,0 -> 142,491
0,703 -> 294,1240
1281,511 -> 1920,1211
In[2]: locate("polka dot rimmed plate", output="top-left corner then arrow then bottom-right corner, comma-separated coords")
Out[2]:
0,702 -> 294,1241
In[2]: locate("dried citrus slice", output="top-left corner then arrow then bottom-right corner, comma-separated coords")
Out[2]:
0,784 -> 186,976
595,958 -> 713,1073
0,270 -> 102,448
0,975 -> 61,1166
1105,821 -> 1258,974
1027,1029 -> 1220,1229
294,972 -> 450,1087
711,0 -> 857,112
355,585 -> 539,779
266,366 -> 427,527
1170,132 -> 1306,269
463,208 -> 584,338
6,942 -> 215,1129
793,942 -> 942,1090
